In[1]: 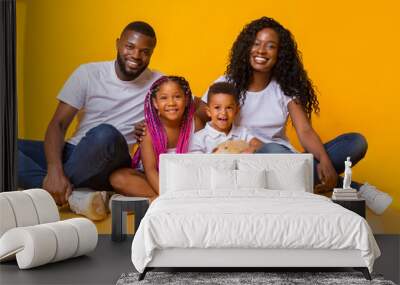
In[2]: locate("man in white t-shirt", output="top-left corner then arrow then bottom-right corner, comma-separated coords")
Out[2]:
17,21 -> 162,211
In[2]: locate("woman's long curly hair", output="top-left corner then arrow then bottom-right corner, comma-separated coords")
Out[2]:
226,16 -> 319,118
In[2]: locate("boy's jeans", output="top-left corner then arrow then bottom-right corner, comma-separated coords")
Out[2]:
17,124 -> 131,191
255,133 -> 368,189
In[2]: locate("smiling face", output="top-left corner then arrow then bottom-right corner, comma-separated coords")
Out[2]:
116,30 -> 156,81
152,81 -> 187,123
207,93 -> 239,134
249,28 -> 279,75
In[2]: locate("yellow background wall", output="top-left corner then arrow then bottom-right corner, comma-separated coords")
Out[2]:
16,0 -> 400,232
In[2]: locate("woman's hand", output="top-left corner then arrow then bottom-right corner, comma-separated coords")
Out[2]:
315,157 -> 338,193
134,121 -> 146,142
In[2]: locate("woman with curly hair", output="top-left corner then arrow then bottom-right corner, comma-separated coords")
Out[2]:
197,16 -> 392,214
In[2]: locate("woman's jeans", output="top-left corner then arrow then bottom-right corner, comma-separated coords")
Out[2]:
17,124 -> 131,191
255,133 -> 368,189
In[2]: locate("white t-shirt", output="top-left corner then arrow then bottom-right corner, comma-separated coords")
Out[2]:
202,75 -> 296,151
57,61 -> 162,148
189,122 -> 255,153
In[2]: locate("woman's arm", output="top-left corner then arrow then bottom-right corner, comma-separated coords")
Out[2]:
288,100 -> 338,191
140,132 -> 160,194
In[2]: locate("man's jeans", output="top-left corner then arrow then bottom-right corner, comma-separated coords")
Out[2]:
255,133 -> 368,189
17,124 -> 131,190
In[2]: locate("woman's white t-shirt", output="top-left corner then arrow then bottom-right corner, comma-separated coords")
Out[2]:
202,75 -> 296,151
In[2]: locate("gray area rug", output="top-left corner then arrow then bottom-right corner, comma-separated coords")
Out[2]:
116,271 -> 396,285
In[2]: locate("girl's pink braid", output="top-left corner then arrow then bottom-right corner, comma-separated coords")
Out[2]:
131,76 -> 195,170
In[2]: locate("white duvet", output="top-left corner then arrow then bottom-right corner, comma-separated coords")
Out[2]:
131,190 -> 380,273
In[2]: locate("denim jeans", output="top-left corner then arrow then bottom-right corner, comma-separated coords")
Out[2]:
17,124 -> 131,191
255,133 -> 368,190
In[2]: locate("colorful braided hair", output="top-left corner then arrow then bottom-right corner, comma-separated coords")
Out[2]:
131,76 -> 195,170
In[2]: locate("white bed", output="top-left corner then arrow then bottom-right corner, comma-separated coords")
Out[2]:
131,154 -> 380,280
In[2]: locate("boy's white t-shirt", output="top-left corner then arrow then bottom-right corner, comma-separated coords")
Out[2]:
202,75 -> 296,152
189,122 -> 255,153
57,61 -> 162,148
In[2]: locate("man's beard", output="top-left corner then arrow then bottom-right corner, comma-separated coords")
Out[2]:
116,52 -> 148,80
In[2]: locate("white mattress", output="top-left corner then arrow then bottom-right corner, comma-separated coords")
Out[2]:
131,190 -> 380,273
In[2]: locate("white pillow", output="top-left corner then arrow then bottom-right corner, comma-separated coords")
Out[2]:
211,168 -> 236,190
236,169 -> 267,189
238,159 -> 309,192
211,169 -> 267,190
166,160 -> 235,192
266,162 -> 308,191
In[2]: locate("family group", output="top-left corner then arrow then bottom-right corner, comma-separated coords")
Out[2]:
17,17 -> 392,220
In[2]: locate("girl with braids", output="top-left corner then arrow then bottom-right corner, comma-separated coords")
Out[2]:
197,16 -> 392,214
110,76 -> 203,201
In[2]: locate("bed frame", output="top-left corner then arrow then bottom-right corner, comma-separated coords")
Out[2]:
139,248 -> 371,280
138,154 -> 372,281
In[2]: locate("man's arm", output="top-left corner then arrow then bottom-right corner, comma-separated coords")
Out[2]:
194,98 -> 210,125
43,102 -> 78,205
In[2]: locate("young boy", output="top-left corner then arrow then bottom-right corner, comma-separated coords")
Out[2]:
189,82 -> 263,153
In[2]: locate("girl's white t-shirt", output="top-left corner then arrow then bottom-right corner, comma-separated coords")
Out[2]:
202,76 -> 296,151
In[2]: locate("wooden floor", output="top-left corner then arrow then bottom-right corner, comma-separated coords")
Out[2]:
59,206 -> 135,234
